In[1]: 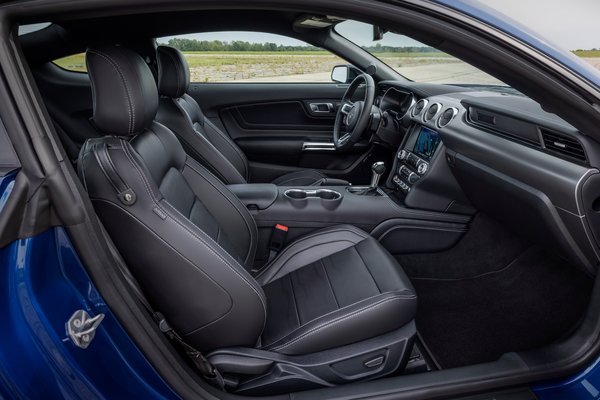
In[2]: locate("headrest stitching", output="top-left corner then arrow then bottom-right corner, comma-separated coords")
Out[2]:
88,49 -> 135,134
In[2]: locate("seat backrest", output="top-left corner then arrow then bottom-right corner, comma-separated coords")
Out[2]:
79,45 -> 266,352
155,45 -> 250,185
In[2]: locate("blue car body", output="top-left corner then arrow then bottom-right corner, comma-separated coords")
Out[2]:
0,172 -> 178,400
1,1 -> 599,398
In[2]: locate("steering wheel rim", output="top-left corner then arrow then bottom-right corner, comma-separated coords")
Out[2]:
333,73 -> 376,151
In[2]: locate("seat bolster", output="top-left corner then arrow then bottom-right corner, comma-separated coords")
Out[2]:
255,224 -> 369,285
261,291 -> 417,355
182,156 -> 258,267
156,98 -> 247,185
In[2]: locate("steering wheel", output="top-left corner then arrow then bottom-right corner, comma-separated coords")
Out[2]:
333,73 -> 376,151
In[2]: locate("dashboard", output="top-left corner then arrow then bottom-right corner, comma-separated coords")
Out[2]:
371,80 -> 600,275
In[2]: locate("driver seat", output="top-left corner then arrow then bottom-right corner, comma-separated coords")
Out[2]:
155,45 -> 342,186
79,44 -> 417,395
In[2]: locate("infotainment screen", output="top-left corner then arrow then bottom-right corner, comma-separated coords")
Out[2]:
413,126 -> 442,161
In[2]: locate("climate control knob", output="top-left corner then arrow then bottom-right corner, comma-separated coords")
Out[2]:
398,150 -> 408,160
417,162 -> 428,175
408,172 -> 419,184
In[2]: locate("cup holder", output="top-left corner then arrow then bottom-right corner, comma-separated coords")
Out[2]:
284,189 -> 342,201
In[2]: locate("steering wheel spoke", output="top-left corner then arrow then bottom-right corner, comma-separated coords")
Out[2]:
333,74 -> 375,151
340,102 -> 354,115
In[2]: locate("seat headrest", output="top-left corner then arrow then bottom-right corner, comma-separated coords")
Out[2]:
86,45 -> 158,136
157,45 -> 190,98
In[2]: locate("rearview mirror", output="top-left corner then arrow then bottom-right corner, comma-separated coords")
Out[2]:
373,25 -> 388,41
331,65 -> 362,84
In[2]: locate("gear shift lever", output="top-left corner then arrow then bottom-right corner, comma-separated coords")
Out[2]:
370,161 -> 386,187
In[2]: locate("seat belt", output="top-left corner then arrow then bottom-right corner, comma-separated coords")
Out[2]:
92,143 -> 224,389
268,223 -> 288,262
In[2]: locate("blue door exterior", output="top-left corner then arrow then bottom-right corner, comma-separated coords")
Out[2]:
0,171 -> 179,399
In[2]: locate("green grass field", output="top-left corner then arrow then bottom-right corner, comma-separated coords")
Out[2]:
573,50 -> 600,58
53,51 -> 453,72
53,50 -> 600,82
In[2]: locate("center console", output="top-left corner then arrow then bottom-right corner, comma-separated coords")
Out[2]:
228,181 -> 471,265
385,123 -> 473,215
226,110 -> 475,265
392,126 -> 441,194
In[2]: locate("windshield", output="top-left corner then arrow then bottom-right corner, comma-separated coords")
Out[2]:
335,20 -> 508,87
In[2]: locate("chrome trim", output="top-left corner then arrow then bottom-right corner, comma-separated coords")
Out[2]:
309,102 -> 334,113
423,102 -> 442,123
436,107 -> 459,129
411,99 -> 428,118
284,188 -> 342,201
302,141 -> 336,152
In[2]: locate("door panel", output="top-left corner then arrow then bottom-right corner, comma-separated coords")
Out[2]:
188,83 -> 372,180
226,100 -> 337,132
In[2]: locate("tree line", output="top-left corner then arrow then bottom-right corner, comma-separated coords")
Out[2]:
166,38 -> 320,52
165,38 -> 439,53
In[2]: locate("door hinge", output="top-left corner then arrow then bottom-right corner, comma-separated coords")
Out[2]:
66,310 -> 105,349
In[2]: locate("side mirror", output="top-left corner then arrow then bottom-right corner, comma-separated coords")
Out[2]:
331,65 -> 362,84
331,65 -> 349,84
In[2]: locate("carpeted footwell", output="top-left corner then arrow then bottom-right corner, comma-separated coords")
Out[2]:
396,215 -> 593,369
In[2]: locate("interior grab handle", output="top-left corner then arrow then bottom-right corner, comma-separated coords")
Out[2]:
309,103 -> 334,113
302,142 -> 336,152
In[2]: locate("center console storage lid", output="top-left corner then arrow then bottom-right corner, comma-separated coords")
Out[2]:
228,184 -> 278,210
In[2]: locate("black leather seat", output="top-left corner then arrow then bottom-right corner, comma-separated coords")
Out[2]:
155,45 -> 336,186
78,45 -> 417,394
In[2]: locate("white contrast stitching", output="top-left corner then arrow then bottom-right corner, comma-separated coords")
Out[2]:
268,295 -> 414,352
88,49 -> 135,134
120,138 -> 267,316
256,226 -> 368,281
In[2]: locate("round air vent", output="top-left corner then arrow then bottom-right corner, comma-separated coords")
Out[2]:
423,103 -> 442,121
437,107 -> 458,128
424,103 -> 441,121
412,99 -> 428,117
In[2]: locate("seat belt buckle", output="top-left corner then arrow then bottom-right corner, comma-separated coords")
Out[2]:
268,224 -> 288,261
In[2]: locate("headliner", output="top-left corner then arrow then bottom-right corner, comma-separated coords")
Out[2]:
19,9 -> 340,64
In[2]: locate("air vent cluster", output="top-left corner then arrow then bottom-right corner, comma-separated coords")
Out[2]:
541,129 -> 586,162
424,103 -> 440,121
437,107 -> 458,128
412,99 -> 428,117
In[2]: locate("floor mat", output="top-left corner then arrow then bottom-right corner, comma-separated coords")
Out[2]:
397,214 -> 529,280
409,246 -> 593,368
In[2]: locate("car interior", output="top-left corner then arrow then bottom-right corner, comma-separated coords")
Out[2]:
10,3 -> 600,399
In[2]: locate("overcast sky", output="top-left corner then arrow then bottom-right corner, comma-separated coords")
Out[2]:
159,0 -> 600,51
476,0 -> 600,50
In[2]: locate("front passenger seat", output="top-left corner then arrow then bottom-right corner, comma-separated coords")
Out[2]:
155,45 -> 341,186
79,45 -> 417,395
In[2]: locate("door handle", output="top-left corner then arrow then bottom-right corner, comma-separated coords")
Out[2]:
309,103 -> 334,113
302,142 -> 336,152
